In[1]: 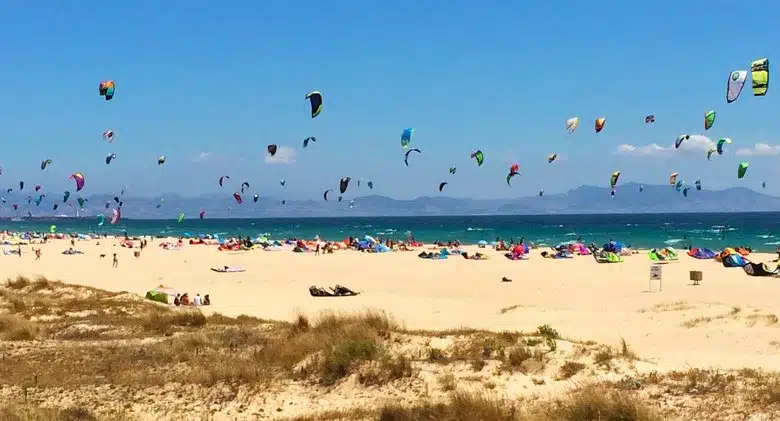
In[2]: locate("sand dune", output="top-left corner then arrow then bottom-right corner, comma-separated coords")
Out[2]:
2,237 -> 778,373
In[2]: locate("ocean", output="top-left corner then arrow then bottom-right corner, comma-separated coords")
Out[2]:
2,213 -> 780,251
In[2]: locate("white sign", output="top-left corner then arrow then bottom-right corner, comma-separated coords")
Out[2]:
650,264 -> 662,280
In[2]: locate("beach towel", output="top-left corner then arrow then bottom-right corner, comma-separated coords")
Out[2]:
743,262 -> 779,277
61,249 -> 83,255
211,266 -> 245,273
504,252 -> 528,260
687,248 -> 716,259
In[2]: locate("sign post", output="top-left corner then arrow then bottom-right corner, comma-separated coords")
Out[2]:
649,264 -> 663,292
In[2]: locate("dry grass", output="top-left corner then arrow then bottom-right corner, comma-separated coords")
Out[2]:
377,384 -> 662,421
0,276 -> 410,388
0,404 -> 131,421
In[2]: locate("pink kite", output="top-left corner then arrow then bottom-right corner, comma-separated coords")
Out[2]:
70,173 -> 85,191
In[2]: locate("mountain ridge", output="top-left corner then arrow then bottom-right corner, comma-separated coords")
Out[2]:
5,183 -> 778,218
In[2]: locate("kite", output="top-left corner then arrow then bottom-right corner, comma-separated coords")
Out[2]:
233,193 -> 243,204
404,148 -> 421,166
566,117 -> 579,133
707,148 -> 717,161
339,177 -> 351,194
349,200 -> 354,208
401,128 -> 414,148
77,197 -> 87,209
609,171 -> 621,189
219,175 -> 230,187
704,110 -> 716,130
40,159 -> 52,170
639,185 -> 645,193
438,182 -> 448,192
695,180 -> 702,191
70,173 -> 85,191
717,138 -> 732,155
506,164 -> 520,186
63,191 -> 70,203
595,117 -> 606,133
470,150 -> 484,166
34,185 -> 41,192
18,181 -> 23,191
539,190 -> 544,197
449,167 -> 456,174
52,204 -> 58,211
12,204 -> 17,211
669,172 -> 678,185
157,156 -> 166,165
726,70 -> 748,103
303,137 -> 316,148
105,201 -> 110,209
305,91 -> 323,118
280,180 -> 286,187
105,153 -> 116,164
751,58 -> 769,96
199,209 -> 206,220
103,131 -> 114,143
110,208 -> 121,224
177,213 -> 185,223
6,189 -> 11,193
338,196 -> 343,202
762,181 -> 767,189
253,194 -> 259,203
99,80 -> 115,101
281,200 -> 286,205
241,182 -> 250,193
547,153 -> 558,164
156,198 -> 164,208
644,115 -> 656,123
682,187 -> 690,197
738,161 -> 749,179
675,135 -> 689,149
35,195 -> 44,207
97,214 -> 104,226
323,189 -> 333,201
267,144 -> 277,157
367,181 -> 373,189
675,180 -> 684,192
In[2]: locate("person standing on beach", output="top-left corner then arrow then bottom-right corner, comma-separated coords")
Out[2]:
112,253 -> 118,268
315,243 -> 320,256
17,245 -> 21,258
34,248 -> 41,260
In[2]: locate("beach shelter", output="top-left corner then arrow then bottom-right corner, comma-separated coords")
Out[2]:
145,285 -> 177,304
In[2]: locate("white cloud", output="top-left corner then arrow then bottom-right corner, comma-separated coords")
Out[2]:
614,135 -> 715,156
735,143 -> 780,156
265,146 -> 297,164
191,152 -> 214,162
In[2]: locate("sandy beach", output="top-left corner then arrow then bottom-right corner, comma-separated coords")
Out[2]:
4,235 -> 779,373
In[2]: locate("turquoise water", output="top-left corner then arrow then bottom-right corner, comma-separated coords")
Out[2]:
2,213 -> 780,251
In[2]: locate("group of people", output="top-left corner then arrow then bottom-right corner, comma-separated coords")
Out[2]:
173,292 -> 210,306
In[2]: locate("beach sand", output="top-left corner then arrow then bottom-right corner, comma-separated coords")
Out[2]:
4,237 -> 779,373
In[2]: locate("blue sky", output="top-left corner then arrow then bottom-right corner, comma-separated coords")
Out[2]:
0,1 -> 777,200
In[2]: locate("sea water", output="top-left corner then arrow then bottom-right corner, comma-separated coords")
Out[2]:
2,213 -> 780,251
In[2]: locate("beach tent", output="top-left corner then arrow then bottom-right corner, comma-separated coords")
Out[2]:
687,248 -> 716,259
602,241 -> 626,253
145,285 -> 177,304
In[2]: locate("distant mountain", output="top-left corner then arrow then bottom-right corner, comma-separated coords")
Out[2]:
4,183 -> 779,219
